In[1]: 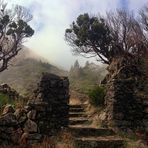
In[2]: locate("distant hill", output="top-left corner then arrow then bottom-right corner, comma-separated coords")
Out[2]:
69,60 -> 107,94
0,48 -> 67,97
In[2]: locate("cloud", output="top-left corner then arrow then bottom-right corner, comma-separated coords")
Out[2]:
129,0 -> 147,11
8,0 -> 148,70
23,0 -> 119,69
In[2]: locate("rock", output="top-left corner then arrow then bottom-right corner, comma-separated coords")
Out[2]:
14,108 -> 23,119
24,119 -> 38,133
104,57 -> 144,129
27,110 -> 36,120
136,140 -> 147,147
144,108 -> 148,114
14,108 -> 27,124
20,132 -> 29,147
2,104 -> 15,115
26,73 -> 69,135
0,126 -> 14,134
19,114 -> 27,124
24,105 -> 32,112
0,84 -> 20,101
0,113 -> 18,126
63,79 -> 69,87
0,73 -> 70,146
11,128 -> 23,144
20,133 -> 42,145
27,133 -> 42,140
99,112 -> 107,121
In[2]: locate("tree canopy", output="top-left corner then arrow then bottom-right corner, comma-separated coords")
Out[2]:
0,2 -> 34,72
65,8 -> 148,65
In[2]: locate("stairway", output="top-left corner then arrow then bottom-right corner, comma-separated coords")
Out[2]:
69,104 -> 125,148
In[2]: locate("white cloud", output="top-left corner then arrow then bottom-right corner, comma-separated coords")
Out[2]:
8,0 -> 148,70
129,0 -> 147,11
24,0 -> 119,69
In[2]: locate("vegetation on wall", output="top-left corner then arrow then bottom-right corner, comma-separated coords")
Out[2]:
88,86 -> 106,107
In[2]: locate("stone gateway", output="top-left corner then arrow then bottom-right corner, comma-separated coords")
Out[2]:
0,73 -> 70,146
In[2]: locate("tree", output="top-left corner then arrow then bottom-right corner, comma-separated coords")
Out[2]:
0,2 -> 34,72
107,10 -> 147,60
140,5 -> 148,32
74,60 -> 80,69
65,13 -> 111,64
85,61 -> 89,67
65,10 -> 148,65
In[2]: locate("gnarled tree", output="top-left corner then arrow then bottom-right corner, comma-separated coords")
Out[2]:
65,9 -> 148,65
0,2 -> 34,72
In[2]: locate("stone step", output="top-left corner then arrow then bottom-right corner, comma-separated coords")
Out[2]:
69,118 -> 89,125
69,112 -> 87,118
144,108 -> 148,114
143,101 -> 148,107
144,114 -> 148,119
69,108 -> 84,112
69,126 -> 115,137
69,105 -> 82,108
75,136 -> 124,148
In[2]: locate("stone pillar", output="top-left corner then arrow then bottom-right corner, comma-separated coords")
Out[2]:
104,58 -> 144,130
105,78 -> 143,130
27,73 -> 70,135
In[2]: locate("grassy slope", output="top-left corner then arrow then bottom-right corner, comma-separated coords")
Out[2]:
69,63 -> 107,94
0,49 -> 67,96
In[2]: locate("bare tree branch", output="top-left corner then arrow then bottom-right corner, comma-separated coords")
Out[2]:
0,2 -> 34,72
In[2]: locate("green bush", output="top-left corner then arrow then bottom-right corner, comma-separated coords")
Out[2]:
88,86 -> 106,106
0,93 -> 15,108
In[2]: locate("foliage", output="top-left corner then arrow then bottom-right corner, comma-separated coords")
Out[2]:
88,86 -> 105,107
0,2 -> 34,72
65,13 -> 111,64
0,93 -> 14,107
69,60 -> 107,94
65,9 -> 148,64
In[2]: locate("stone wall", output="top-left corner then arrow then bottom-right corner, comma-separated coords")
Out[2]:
103,57 -> 144,131
0,73 -> 70,146
27,73 -> 69,135
0,84 -> 19,100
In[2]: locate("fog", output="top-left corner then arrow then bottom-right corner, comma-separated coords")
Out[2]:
8,0 -> 148,70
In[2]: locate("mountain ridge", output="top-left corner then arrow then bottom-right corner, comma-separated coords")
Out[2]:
0,48 -> 67,96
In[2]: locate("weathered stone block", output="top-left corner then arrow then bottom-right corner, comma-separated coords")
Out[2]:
0,113 -> 18,126
2,105 -> 15,115
24,119 -> 38,133
27,110 -> 36,120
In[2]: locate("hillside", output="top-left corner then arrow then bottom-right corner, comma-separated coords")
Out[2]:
0,48 -> 67,96
69,60 -> 107,94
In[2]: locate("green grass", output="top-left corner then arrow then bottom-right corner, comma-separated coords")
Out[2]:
88,86 -> 106,107
0,93 -> 14,107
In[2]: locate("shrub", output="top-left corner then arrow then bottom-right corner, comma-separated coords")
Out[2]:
88,86 -> 105,106
0,93 -> 14,107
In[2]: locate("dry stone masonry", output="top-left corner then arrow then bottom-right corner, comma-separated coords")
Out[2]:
0,73 -> 70,146
27,73 -> 70,135
102,57 -> 144,131
0,84 -> 19,101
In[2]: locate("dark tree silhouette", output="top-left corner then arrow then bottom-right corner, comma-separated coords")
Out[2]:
65,13 -> 111,64
65,10 -> 148,65
0,2 -> 34,72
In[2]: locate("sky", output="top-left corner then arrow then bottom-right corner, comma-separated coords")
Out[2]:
7,0 -> 148,70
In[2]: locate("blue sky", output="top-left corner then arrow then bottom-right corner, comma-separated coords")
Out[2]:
8,0 -> 148,70
119,0 -> 128,10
